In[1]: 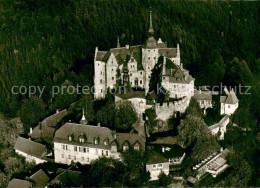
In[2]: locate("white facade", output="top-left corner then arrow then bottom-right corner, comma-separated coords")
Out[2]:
15,150 -> 46,165
54,142 -> 120,165
221,102 -> 238,115
146,162 -> 169,181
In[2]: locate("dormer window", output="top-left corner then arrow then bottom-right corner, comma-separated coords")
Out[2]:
134,141 -> 140,151
68,133 -> 74,141
79,133 -> 86,143
122,141 -> 130,152
94,136 -> 100,145
104,139 -> 109,145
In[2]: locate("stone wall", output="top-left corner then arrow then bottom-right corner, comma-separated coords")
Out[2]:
154,97 -> 190,121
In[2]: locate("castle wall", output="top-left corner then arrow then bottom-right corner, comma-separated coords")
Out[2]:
155,97 -> 190,121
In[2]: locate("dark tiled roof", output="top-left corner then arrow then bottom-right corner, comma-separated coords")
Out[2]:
193,90 -> 212,100
54,123 -> 115,149
225,91 -> 238,104
8,179 -> 32,188
116,133 -> 145,151
159,48 -> 177,58
29,109 -> 68,142
143,37 -> 157,49
14,137 -> 46,158
96,51 -> 107,61
30,169 -> 49,187
157,42 -> 167,48
100,45 -> 143,70
146,150 -> 168,164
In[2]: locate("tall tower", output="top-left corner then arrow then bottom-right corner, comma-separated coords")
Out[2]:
142,9 -> 159,95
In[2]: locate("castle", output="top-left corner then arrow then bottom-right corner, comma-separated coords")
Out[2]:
94,11 -> 194,100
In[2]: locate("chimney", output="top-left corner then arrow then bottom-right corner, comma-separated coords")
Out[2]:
113,134 -> 117,139
30,127 -> 33,134
56,109 -> 59,114
162,56 -> 166,75
180,63 -> 183,70
125,44 -> 129,49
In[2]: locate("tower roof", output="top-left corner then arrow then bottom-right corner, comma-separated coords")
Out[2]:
143,10 -> 157,49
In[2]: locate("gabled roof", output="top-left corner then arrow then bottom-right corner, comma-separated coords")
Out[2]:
220,96 -> 227,103
8,179 -> 32,188
14,137 -> 46,158
54,123 -> 114,149
193,90 -> 212,101
29,109 -> 68,142
96,51 -> 107,61
159,48 -> 177,58
116,133 -> 145,151
98,45 -> 144,70
29,169 -> 49,187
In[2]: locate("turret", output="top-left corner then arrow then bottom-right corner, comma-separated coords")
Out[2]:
177,44 -> 180,58
117,37 -> 120,48
80,108 -> 88,125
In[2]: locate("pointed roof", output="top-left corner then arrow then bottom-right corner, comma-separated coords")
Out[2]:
225,90 -> 238,104
29,169 -> 49,187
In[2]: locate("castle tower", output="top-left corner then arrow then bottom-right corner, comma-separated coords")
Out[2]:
142,9 -> 159,95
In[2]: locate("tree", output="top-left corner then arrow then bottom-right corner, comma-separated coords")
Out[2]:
122,149 -> 150,186
185,98 -> 202,118
178,115 -> 220,161
224,151 -> 252,187
19,96 -> 45,133
88,157 -> 126,187
157,172 -> 171,186
97,102 -> 116,129
115,103 -> 137,131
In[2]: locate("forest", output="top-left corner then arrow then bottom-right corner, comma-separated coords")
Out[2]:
0,0 -> 259,186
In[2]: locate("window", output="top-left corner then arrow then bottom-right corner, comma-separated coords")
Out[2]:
98,63 -> 99,66
81,157 -> 84,161
112,77 -> 114,81
102,150 -> 104,156
140,72 -> 142,75
95,149 -> 98,155
148,66 -> 150,70
74,146 -> 77,152
112,69 -> 113,71
130,73 -> 132,76
123,146 -> 129,151
61,154 -> 64,158
74,156 -> 76,160
140,80 -> 142,85
62,145 -> 65,150
100,71 -> 102,75
134,146 -> 139,151
228,105 -> 230,108
163,77 -> 165,80
154,57 -> 156,59
101,89 -> 103,93
68,155 -> 71,159
148,50 -> 150,52
106,151 -> 109,156
158,164 -> 163,168
65,145 -> 68,150
86,148 -> 89,153
152,165 -> 157,169
94,137 -> 99,144
83,147 -> 86,153
87,158 -> 89,162
148,57 -> 150,60
104,139 -> 109,145
68,134 -> 73,141
100,79 -> 102,84
111,146 -> 117,152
